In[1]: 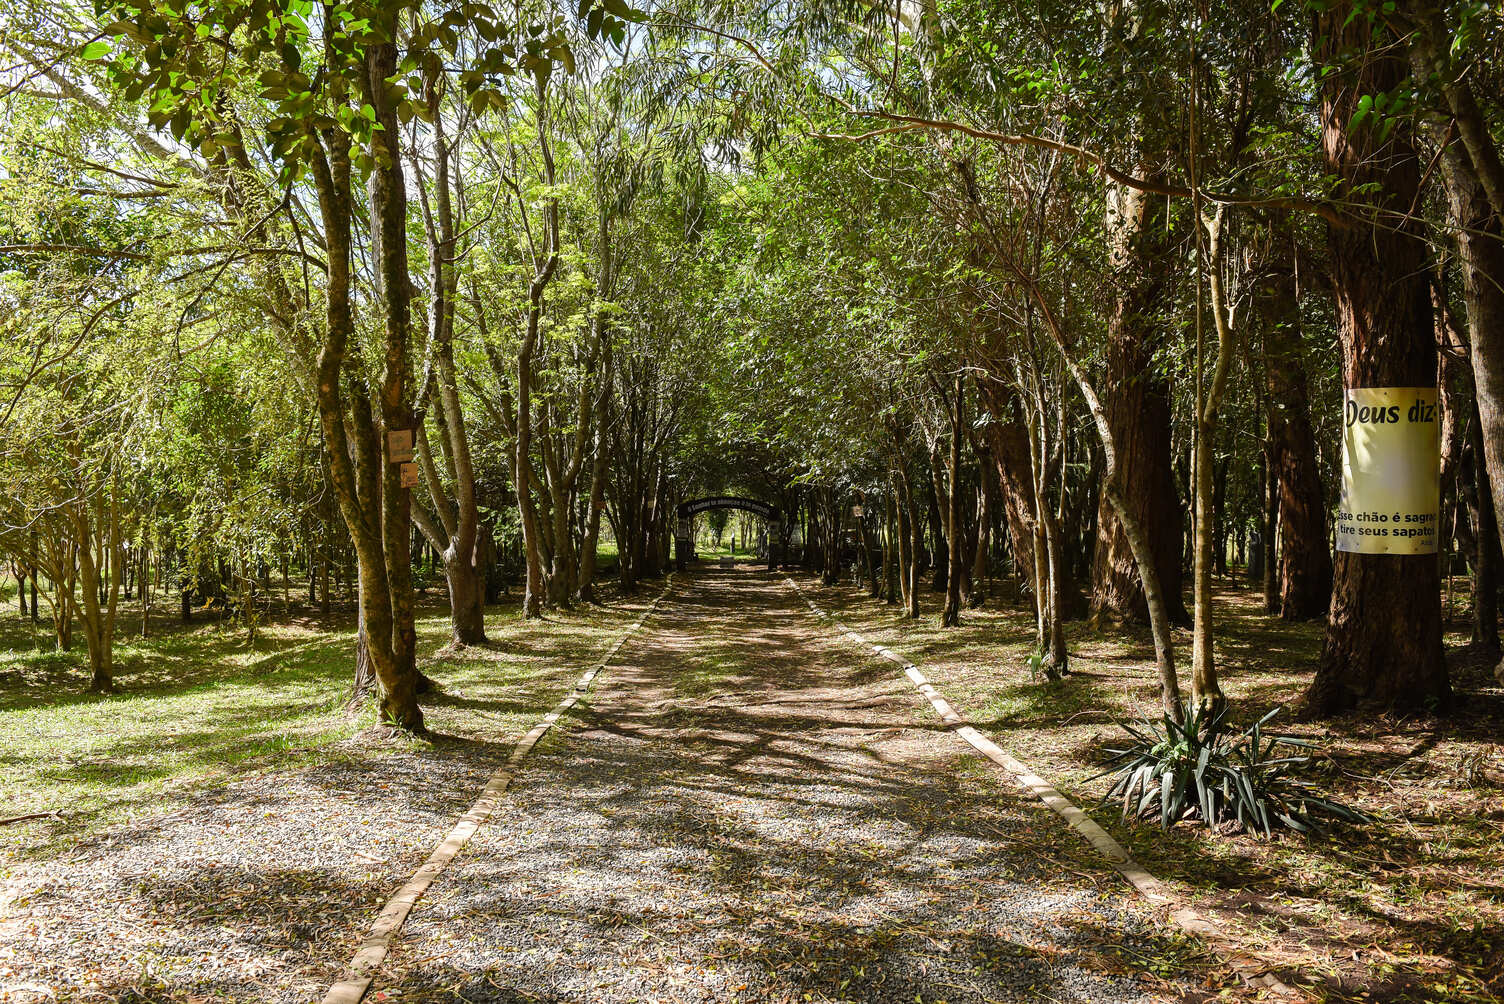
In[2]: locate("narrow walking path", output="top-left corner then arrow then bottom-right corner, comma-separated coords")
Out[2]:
371,568 -> 1211,1003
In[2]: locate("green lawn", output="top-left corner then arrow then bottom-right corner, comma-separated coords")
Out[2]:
0,584 -> 654,861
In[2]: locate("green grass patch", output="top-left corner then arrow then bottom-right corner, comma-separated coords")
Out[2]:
0,584 -> 655,861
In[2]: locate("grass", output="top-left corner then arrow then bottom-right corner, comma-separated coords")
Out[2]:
802,571 -> 1504,1004
0,582 -> 657,862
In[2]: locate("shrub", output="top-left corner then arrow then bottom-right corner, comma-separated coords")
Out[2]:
1095,703 -> 1369,837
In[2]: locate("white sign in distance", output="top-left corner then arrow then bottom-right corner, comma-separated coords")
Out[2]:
1336,387 -> 1439,555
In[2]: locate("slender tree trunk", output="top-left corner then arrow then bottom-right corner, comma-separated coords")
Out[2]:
576,255 -> 613,605
1189,210 -> 1234,714
892,471 -> 919,618
1004,265 -> 1185,719
514,79 -> 560,618
1261,258 -> 1332,619
884,485 -> 899,605
1261,439 -> 1280,612
942,374 -> 965,626
1466,392 -> 1501,650
415,83 -> 487,648
1438,90 -> 1504,664
967,461 -> 991,608
1410,6 -> 1504,683
139,544 -> 150,639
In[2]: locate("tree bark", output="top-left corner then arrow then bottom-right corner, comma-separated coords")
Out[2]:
1090,174 -> 1189,629
1305,8 -> 1448,716
514,77 -> 561,619
967,452 -> 991,607
306,58 -> 422,731
411,75 -> 486,648
1261,259 -> 1332,620
1437,95 -> 1504,662
942,373 -> 965,626
1408,5 -> 1504,684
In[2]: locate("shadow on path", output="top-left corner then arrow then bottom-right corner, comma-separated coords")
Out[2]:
375,568 -> 1219,1003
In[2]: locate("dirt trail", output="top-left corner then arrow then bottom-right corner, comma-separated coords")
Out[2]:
373,568 -> 1208,1003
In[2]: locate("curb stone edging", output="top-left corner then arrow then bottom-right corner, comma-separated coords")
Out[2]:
321,575 -> 678,1004
785,577 -> 1299,999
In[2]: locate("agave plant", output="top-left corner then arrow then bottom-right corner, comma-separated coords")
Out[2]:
1095,703 -> 1369,837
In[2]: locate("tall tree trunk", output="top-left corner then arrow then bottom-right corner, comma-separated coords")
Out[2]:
576,225 -> 614,605
926,453 -> 947,593
1305,8 -> 1448,716
1409,5 -> 1504,683
967,455 -> 991,608
368,39 -> 421,722
1438,90 -> 1504,665
307,61 -> 422,731
942,374 -> 965,626
1260,439 -> 1280,612
1189,210 -> 1235,713
1262,257 -> 1332,619
884,485 -> 899,605
1091,175 -> 1190,629
415,77 -> 487,647
891,467 -> 920,619
514,77 -> 560,618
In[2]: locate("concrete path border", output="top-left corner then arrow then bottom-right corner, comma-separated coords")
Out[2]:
786,577 -> 1298,998
321,576 -> 677,1004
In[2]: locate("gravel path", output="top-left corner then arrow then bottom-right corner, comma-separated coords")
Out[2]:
0,596 -> 656,1004
0,740 -> 513,1003
371,569 -> 1208,1003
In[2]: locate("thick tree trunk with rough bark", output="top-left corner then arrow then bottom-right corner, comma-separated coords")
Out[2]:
1091,179 -> 1189,629
1305,9 -> 1448,716
987,419 -> 1036,591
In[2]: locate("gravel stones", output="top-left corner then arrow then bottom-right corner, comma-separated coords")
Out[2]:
0,571 -> 1211,1003
372,571 -> 1207,1003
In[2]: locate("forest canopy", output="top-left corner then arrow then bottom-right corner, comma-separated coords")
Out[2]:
2,0 -> 1502,723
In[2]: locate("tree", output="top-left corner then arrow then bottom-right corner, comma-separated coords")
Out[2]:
97,0 -> 634,725
1304,5 -> 1449,716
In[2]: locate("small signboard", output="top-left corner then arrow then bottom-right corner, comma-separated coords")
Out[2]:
399,462 -> 421,488
852,504 -> 865,518
1336,387 -> 1439,555
387,429 -> 414,463
676,518 -> 691,540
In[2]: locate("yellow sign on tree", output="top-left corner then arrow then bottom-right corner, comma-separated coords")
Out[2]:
1336,387 -> 1440,555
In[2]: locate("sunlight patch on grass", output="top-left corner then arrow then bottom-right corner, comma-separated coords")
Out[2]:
0,585 -> 656,860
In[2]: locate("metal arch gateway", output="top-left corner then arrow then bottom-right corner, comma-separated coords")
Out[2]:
675,496 -> 778,521
674,496 -> 783,571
